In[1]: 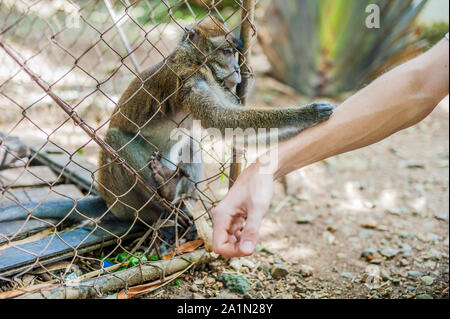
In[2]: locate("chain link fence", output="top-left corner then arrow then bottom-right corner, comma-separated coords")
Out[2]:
0,0 -> 257,298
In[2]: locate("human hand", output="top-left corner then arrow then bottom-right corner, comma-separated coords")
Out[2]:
212,162 -> 275,258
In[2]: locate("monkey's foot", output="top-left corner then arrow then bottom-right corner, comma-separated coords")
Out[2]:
312,102 -> 337,122
149,153 -> 189,201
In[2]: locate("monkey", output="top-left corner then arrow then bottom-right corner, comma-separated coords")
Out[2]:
0,16 -> 335,240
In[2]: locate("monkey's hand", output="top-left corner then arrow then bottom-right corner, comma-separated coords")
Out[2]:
298,102 -> 337,123
149,153 -> 189,202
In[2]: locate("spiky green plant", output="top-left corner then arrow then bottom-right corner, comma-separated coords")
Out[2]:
259,0 -> 428,97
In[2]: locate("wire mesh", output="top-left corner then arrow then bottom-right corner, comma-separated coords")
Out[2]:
0,0 -> 257,297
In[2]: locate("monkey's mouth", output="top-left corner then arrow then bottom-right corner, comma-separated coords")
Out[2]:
223,71 -> 242,90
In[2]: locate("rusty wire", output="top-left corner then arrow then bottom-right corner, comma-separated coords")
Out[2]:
0,0 -> 257,295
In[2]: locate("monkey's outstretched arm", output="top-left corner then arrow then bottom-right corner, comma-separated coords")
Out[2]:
181,80 -> 335,132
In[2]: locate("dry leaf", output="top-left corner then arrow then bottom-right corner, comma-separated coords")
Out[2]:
0,280 -> 58,299
117,272 -> 180,299
162,240 -> 204,260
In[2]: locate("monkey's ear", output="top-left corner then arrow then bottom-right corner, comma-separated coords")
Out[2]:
184,27 -> 200,44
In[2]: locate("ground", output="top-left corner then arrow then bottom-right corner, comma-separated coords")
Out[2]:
0,28 -> 448,298
140,84 -> 449,300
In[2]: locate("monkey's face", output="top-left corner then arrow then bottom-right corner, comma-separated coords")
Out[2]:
207,36 -> 243,90
183,24 -> 243,91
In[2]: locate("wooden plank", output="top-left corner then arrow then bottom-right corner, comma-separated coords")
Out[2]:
0,184 -> 84,208
0,132 -> 30,169
0,166 -> 60,188
26,142 -> 97,194
0,223 -> 143,277
0,219 -> 57,245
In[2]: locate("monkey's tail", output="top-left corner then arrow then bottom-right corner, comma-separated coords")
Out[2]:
0,196 -> 111,223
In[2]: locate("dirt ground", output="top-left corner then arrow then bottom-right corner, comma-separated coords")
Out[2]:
0,22 -> 448,298
141,84 -> 449,300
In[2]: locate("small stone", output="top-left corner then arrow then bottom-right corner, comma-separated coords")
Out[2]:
387,208 -> 406,216
257,262 -> 271,273
190,284 -> 199,292
255,282 -> 264,290
399,259 -> 409,267
337,253 -> 346,259
217,274 -> 251,294
361,248 -> 377,259
340,272 -> 353,279
359,229 -> 374,239
403,161 -> 426,169
407,271 -> 424,278
326,225 -> 337,233
416,294 -> 433,299
296,215 -> 315,224
298,264 -> 314,277
323,231 -> 335,244
420,276 -> 434,286
422,248 -> 441,261
380,269 -> 391,281
330,190 -> 340,199
395,230 -> 409,238
434,214 -> 447,221
294,286 -> 306,293
360,219 -> 377,229
379,247 -> 400,259
192,293 -> 205,299
208,261 -> 222,271
271,264 -> 289,279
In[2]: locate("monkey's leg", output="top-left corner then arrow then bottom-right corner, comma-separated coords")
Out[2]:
98,129 -> 166,224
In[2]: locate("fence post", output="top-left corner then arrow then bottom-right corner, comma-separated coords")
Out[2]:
228,0 -> 255,188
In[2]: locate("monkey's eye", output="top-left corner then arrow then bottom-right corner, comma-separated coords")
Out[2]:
221,48 -> 233,55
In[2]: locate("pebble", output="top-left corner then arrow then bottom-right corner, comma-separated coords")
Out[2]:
257,262 -> 271,273
294,286 -> 306,293
190,284 -> 199,292
407,271 -> 424,278
420,276 -> 434,286
360,219 -> 377,229
380,269 -> 391,281
208,261 -> 222,271
395,230 -> 409,239
361,248 -> 378,259
399,259 -> 409,267
434,214 -> 447,221
337,253 -> 346,259
192,293 -> 205,299
422,249 -> 441,261
298,264 -> 314,277
217,274 -> 252,294
340,272 -> 353,279
379,247 -> 400,259
271,264 -> 289,279
296,216 -> 315,224
330,190 -> 340,199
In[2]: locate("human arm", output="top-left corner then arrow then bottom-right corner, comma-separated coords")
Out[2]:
212,38 -> 449,258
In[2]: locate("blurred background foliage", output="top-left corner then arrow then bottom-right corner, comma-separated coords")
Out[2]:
257,0 -> 448,97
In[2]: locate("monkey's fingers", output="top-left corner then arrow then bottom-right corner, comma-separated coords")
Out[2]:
313,102 -> 336,122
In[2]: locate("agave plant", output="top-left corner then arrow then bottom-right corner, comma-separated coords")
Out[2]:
258,0 -> 428,97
